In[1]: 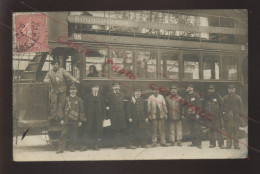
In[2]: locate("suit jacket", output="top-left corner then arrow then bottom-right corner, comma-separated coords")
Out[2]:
44,68 -> 76,93
202,92 -> 222,119
129,96 -> 148,128
60,95 -> 85,124
147,94 -> 168,120
165,94 -> 183,120
183,92 -> 201,118
85,93 -> 106,133
106,92 -> 127,130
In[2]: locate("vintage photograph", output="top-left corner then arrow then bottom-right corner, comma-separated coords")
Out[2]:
12,10 -> 248,161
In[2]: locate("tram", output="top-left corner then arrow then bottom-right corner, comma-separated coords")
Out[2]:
13,10 -> 248,145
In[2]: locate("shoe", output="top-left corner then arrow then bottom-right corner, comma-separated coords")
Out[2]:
188,144 -> 195,147
170,142 -> 175,146
234,146 -> 240,149
70,148 -> 75,152
93,146 -> 100,151
56,150 -> 63,154
219,145 -> 225,149
197,145 -> 202,149
209,145 -> 216,148
141,145 -> 149,148
177,143 -> 182,146
112,145 -> 118,149
151,143 -> 157,147
161,143 -> 170,147
126,145 -> 136,149
225,146 -> 231,149
79,146 -> 87,151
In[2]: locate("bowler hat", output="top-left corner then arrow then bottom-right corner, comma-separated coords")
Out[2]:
70,83 -> 77,90
208,84 -> 215,89
112,82 -> 120,86
91,82 -> 99,87
134,88 -> 141,92
228,84 -> 235,88
170,85 -> 177,89
187,83 -> 194,88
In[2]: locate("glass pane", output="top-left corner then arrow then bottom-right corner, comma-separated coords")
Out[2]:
222,56 -> 238,80
183,54 -> 199,79
136,50 -> 157,79
203,55 -> 219,80
110,49 -> 134,78
86,48 -> 108,77
162,53 -> 179,79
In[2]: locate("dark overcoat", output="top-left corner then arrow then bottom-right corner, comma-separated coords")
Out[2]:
85,93 -> 106,134
129,97 -> 148,129
106,92 -> 127,130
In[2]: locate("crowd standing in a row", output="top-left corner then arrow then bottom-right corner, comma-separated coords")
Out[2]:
44,61 -> 243,153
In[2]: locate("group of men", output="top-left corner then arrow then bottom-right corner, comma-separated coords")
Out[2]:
44,60 -> 244,153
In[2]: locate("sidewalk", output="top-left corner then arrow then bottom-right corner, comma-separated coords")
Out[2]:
13,135 -> 248,161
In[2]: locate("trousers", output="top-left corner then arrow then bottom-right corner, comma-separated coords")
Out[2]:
169,120 -> 182,143
50,92 -> 66,118
58,124 -> 78,151
151,119 -> 166,144
206,118 -> 224,147
188,117 -> 201,146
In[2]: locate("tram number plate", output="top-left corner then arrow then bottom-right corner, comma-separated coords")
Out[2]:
74,34 -> 82,40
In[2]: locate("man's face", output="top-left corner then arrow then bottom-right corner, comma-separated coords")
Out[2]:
170,88 -> 177,94
92,86 -> 99,93
89,67 -> 94,74
70,89 -> 77,97
153,89 -> 159,96
52,63 -> 59,72
208,88 -> 215,93
187,86 -> 193,94
228,88 -> 236,94
135,91 -> 141,98
113,85 -> 120,92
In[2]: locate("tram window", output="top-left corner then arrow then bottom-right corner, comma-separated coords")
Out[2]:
109,49 -> 134,78
203,55 -> 220,80
162,53 -> 179,79
136,50 -> 157,79
222,56 -> 238,80
85,48 -> 108,77
183,54 -> 199,79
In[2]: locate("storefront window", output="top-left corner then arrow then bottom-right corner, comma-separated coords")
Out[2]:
85,48 -> 108,77
136,50 -> 157,79
203,55 -> 219,80
222,56 -> 238,80
183,54 -> 199,79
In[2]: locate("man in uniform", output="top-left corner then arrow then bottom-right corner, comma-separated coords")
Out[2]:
183,84 -> 202,149
147,86 -> 169,147
83,83 -> 106,150
129,88 -> 149,148
106,82 -> 135,149
202,84 -> 224,149
222,84 -> 243,149
56,84 -> 85,153
44,60 -> 79,120
165,85 -> 183,146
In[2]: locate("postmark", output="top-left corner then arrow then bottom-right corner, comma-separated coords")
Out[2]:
14,13 -> 48,52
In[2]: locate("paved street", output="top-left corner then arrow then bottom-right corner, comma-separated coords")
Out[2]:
13,135 -> 248,161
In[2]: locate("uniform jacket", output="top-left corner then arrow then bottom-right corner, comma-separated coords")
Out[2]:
106,91 -> 127,130
60,95 -> 85,124
129,96 -> 148,128
222,93 -> 243,127
183,92 -> 201,117
202,92 -> 222,119
165,94 -> 183,120
44,68 -> 77,93
85,93 -> 106,133
147,94 -> 168,120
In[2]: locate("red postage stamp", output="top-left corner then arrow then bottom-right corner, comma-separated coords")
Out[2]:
14,13 -> 48,52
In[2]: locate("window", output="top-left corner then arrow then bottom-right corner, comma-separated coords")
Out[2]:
85,47 -> 108,77
183,54 -> 199,79
203,55 -> 219,80
109,49 -> 134,78
161,53 -> 179,79
222,56 -> 238,80
136,49 -> 157,79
